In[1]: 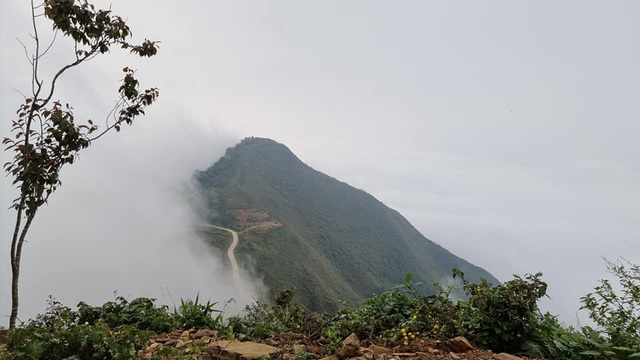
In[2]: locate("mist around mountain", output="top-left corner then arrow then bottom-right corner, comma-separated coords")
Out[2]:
194,137 -> 498,312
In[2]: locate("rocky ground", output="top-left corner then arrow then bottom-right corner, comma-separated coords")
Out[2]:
139,329 -> 533,360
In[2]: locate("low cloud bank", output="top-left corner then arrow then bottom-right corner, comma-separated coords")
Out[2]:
0,107 -> 264,322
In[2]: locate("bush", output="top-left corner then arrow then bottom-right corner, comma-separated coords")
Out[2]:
6,297 -> 155,359
226,287 -> 325,340
581,258 -> 639,345
174,294 -> 223,330
454,269 -> 548,353
4,295 -> 226,359
78,296 -> 177,332
577,258 -> 640,359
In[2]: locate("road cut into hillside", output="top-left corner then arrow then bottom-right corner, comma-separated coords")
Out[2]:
202,224 -> 250,304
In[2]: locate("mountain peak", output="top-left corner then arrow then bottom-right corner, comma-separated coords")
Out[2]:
195,138 -> 497,312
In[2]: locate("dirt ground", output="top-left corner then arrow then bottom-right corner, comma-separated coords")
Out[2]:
137,329 -> 533,360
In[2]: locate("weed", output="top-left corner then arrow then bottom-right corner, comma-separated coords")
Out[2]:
174,293 -> 223,330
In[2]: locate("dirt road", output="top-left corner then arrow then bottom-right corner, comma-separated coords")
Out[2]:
202,225 -> 249,302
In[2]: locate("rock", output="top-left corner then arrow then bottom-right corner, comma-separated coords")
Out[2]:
494,354 -> 524,360
207,340 -> 281,360
368,345 -> 392,355
154,335 -> 170,343
338,333 -> 362,359
145,342 -> 161,352
321,355 -> 340,360
449,352 -> 460,359
445,337 -> 474,353
193,329 -> 217,339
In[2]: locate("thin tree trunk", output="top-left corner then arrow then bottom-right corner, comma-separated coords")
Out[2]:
9,207 -> 34,329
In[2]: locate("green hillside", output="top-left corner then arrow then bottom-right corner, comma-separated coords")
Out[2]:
194,137 -> 498,312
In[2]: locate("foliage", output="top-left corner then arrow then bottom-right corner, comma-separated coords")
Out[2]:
4,295 -> 228,359
2,262 -> 640,359
3,0 -> 158,329
327,273 -> 459,344
226,287 -> 325,340
174,294 -> 224,330
454,269 -> 548,353
6,297 -> 154,359
520,258 -> 640,360
76,296 -> 177,332
328,283 -> 419,341
572,258 -> 640,359
581,258 -> 640,347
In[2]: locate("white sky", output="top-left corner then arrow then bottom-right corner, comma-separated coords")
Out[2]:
1,1 -> 639,325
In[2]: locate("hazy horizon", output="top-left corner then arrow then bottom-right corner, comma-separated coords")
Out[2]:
1,0 -> 639,326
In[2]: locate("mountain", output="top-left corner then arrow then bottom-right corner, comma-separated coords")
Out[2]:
194,137 -> 498,312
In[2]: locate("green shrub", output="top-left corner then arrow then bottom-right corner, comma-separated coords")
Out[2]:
327,273 -> 460,344
226,288 -> 325,340
174,294 -> 223,330
78,296 -> 177,332
6,297 -> 154,359
581,259 -> 639,346
454,269 -> 548,353
577,258 -> 640,359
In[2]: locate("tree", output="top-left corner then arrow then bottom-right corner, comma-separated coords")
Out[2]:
2,0 -> 159,329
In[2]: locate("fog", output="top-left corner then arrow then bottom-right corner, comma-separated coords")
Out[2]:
2,0 -> 640,326
0,101 -> 269,321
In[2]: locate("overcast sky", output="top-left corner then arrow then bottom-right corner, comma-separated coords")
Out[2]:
1,1 -> 639,326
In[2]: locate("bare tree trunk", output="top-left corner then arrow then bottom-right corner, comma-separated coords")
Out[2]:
9,206 -> 34,329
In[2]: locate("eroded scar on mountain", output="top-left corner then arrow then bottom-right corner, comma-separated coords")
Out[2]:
235,208 -> 282,238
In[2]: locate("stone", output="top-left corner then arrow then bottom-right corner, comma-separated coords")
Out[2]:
191,329 -> 218,339
448,352 -> 460,359
363,352 -> 375,360
493,354 -> 524,360
338,333 -> 362,359
320,355 -> 340,360
207,340 -> 281,360
154,335 -> 170,343
445,337 -> 474,353
368,345 -> 392,355
146,342 -> 161,352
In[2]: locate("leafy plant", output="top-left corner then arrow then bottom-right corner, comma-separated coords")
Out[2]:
174,294 -> 224,330
577,258 -> 640,359
3,0 -> 159,329
581,259 -> 640,344
323,328 -> 343,355
226,288 -> 324,340
454,269 -> 548,353
5,297 -> 155,359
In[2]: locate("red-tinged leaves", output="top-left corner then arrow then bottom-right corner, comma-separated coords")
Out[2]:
5,0 -> 158,221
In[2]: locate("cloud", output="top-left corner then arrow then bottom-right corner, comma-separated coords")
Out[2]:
0,85 -> 263,321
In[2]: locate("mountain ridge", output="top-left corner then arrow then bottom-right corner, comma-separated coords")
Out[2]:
195,137 -> 498,312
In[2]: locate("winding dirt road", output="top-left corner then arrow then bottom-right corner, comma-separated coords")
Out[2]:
202,225 -> 249,302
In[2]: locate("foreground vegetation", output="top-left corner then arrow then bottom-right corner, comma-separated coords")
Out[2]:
1,259 -> 638,359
